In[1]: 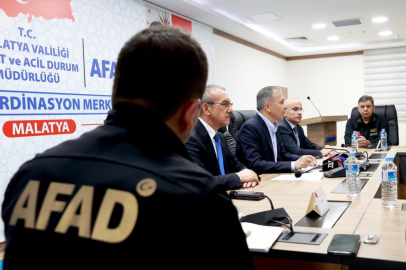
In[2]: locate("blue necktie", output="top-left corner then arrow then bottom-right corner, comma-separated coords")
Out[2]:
214,133 -> 225,175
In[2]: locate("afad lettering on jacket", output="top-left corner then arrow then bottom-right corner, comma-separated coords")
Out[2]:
9,179 -> 157,243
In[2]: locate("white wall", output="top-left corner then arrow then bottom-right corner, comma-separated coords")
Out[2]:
287,56 -> 405,147
212,36 -> 405,146
287,56 -> 365,147
213,34 -> 287,110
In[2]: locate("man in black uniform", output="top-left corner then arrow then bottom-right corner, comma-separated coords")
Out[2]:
2,27 -> 255,270
344,95 -> 388,148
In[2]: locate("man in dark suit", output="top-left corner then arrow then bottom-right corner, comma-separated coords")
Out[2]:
186,85 -> 259,190
236,86 -> 316,175
278,98 -> 337,158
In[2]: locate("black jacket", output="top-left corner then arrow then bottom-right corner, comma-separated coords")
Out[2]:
278,118 -> 323,157
344,113 -> 389,145
2,105 -> 255,270
186,120 -> 245,190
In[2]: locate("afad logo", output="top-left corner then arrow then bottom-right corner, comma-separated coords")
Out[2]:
3,119 -> 76,138
0,0 -> 75,23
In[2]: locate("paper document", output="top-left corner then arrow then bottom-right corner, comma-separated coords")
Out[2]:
241,222 -> 283,253
272,171 -> 324,181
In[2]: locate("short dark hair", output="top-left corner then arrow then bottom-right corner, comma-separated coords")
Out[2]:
358,95 -> 374,106
112,26 -> 208,119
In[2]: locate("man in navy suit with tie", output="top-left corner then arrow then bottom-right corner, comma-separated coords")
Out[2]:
236,86 -> 316,175
186,85 -> 259,190
278,99 -> 337,158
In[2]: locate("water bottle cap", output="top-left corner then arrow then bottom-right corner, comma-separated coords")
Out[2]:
381,128 -> 385,131
385,157 -> 393,162
353,131 -> 357,134
348,152 -> 356,156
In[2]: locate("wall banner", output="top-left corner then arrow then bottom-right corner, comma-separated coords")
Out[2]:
0,0 -> 213,241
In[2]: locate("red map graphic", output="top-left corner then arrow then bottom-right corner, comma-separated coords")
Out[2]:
0,0 -> 75,23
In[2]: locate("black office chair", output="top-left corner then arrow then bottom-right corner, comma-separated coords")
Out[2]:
350,105 -> 399,145
228,110 -> 257,141
218,126 -> 237,154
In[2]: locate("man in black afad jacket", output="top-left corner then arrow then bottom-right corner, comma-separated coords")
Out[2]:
344,95 -> 388,148
2,27 -> 255,270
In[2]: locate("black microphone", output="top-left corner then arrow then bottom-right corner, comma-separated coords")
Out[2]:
341,144 -> 359,154
341,144 -> 365,159
324,147 -> 349,153
307,96 -> 321,117
294,161 -> 331,178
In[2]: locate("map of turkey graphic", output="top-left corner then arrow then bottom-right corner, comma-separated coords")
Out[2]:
0,0 -> 75,22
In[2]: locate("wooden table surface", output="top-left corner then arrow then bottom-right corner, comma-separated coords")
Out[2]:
232,146 -> 406,265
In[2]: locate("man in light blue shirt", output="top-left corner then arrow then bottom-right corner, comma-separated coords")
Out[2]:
236,86 -> 316,175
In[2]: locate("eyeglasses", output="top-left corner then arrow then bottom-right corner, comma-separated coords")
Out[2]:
291,107 -> 304,112
207,102 -> 234,109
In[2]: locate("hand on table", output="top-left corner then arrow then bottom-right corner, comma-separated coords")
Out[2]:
295,155 -> 317,170
237,169 -> 259,188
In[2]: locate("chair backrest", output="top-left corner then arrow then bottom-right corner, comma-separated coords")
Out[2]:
228,110 -> 257,140
350,105 -> 399,145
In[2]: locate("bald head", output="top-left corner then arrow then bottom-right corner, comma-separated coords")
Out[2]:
283,99 -> 299,111
283,98 -> 303,125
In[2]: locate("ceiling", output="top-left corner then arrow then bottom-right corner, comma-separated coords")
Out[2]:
145,0 -> 406,57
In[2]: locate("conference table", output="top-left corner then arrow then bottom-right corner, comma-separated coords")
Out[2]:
232,146 -> 406,270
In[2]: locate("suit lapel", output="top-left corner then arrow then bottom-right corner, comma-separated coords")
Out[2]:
256,114 -> 276,160
196,121 -> 221,175
275,129 -> 281,161
284,118 -> 301,150
284,118 -> 295,137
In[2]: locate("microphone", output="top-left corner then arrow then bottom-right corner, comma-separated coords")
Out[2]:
307,96 -> 321,117
324,147 -> 349,153
295,162 -> 331,178
228,190 -> 265,201
341,144 -> 365,159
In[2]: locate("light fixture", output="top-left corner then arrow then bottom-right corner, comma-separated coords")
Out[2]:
372,17 -> 388,23
312,23 -> 326,29
327,36 -> 340,41
379,31 -> 392,36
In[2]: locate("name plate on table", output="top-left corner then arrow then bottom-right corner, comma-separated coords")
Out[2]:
306,186 -> 329,216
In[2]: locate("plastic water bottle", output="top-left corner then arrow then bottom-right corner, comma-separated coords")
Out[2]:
345,152 -> 360,197
351,131 -> 359,152
382,157 -> 397,208
380,129 -> 388,151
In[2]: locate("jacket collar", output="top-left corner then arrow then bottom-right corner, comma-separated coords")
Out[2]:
284,118 -> 296,130
104,104 -> 190,160
357,113 -> 377,124
255,113 -> 276,151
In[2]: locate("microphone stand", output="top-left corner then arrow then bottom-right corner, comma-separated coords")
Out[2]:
264,195 -> 274,210
295,160 -> 333,178
324,147 -> 349,153
341,144 -> 365,159
240,195 -> 292,227
307,96 -> 322,117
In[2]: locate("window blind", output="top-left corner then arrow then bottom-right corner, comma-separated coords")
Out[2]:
364,47 -> 406,119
